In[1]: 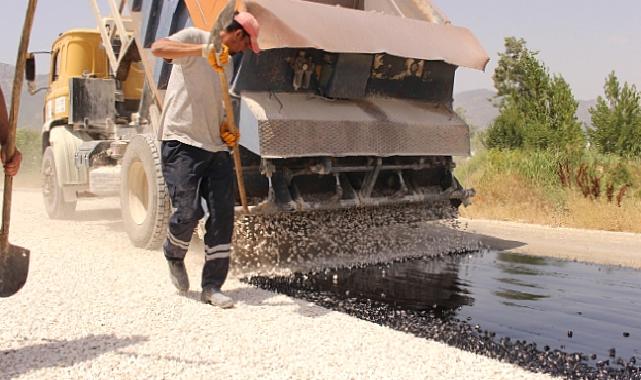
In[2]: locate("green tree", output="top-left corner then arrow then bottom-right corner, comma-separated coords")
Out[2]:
486,37 -> 584,153
546,76 -> 586,152
485,100 -> 523,149
589,71 -> 641,156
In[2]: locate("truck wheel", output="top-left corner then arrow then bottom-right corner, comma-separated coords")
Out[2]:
449,176 -> 463,209
439,168 -> 463,210
42,146 -> 76,219
120,135 -> 170,250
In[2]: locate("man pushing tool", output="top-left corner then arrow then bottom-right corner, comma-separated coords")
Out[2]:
151,10 -> 260,308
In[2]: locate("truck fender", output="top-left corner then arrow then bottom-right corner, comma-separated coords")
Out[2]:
48,126 -> 89,202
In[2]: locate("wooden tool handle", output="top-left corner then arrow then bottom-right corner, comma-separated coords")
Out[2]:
217,73 -> 249,213
1,0 -> 38,250
206,0 -> 248,213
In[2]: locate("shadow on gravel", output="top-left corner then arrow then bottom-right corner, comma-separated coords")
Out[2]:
474,234 -> 526,252
0,334 -> 147,379
72,208 -> 122,222
180,290 -> 203,302
179,240 -> 326,317
114,351 -> 219,366
101,220 -> 126,234
226,285 -> 331,318
176,287 -> 331,318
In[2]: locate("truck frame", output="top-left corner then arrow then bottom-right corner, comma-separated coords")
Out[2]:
27,0 -> 488,249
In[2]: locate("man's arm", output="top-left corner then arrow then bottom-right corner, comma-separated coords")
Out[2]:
0,86 -> 22,176
150,39 -> 203,60
0,87 -> 9,146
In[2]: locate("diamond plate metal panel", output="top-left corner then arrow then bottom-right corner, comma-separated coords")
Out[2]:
258,119 -> 470,158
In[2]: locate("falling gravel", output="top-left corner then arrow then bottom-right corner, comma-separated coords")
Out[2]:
231,202 -> 481,275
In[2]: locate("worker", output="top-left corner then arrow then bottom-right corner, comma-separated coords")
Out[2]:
151,12 -> 260,308
0,87 -> 22,177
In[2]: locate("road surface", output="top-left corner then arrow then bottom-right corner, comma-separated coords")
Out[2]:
4,188 -> 639,379
462,218 -> 641,269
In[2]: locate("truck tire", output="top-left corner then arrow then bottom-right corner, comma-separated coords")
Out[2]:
439,167 -> 463,209
42,146 -> 76,219
120,135 -> 170,250
450,176 -> 463,209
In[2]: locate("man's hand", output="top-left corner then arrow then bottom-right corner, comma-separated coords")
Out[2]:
1,148 -> 22,177
220,121 -> 240,148
205,44 -> 230,73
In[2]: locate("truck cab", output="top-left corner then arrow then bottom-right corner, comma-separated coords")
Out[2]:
45,30 -> 108,126
34,28 -> 146,220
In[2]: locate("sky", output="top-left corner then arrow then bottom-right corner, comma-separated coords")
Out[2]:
1,0 -> 640,100
437,0 -> 641,100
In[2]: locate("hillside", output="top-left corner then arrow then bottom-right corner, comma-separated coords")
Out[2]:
453,89 -> 498,130
0,62 -> 47,130
454,89 -> 596,130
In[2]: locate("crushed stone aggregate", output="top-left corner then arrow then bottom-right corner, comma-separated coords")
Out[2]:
2,190 -> 555,379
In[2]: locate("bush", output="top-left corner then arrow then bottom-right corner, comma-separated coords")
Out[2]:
455,149 -> 641,231
16,128 -> 41,174
457,149 -> 641,207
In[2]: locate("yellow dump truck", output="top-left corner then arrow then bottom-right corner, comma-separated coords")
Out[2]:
37,29 -> 145,215
27,0 -> 488,250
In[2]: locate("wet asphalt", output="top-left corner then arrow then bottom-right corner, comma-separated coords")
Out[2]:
246,252 -> 641,380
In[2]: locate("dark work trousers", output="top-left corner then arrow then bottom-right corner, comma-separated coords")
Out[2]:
161,140 -> 235,290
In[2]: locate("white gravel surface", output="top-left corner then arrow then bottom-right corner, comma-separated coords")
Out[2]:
0,189 -> 554,380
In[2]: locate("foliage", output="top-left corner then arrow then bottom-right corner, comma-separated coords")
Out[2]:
457,149 -> 641,206
15,128 -> 41,174
486,37 -> 585,153
455,149 -> 641,232
589,71 -> 641,157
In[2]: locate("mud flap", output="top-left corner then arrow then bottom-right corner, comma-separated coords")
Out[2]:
48,127 -> 89,202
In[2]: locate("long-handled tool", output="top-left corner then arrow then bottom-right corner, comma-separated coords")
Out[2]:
0,0 -> 37,298
208,0 -> 249,213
